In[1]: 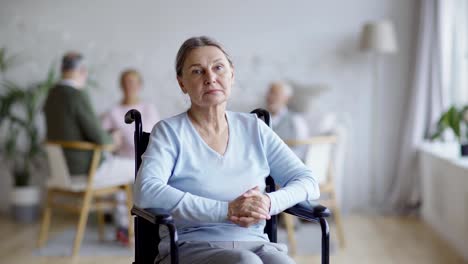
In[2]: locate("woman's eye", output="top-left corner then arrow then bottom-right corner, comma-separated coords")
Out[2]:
214,65 -> 224,71
192,69 -> 202,75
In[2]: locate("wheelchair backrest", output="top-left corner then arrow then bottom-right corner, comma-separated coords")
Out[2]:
125,108 -> 278,242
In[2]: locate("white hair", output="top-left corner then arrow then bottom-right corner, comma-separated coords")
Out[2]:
271,81 -> 293,97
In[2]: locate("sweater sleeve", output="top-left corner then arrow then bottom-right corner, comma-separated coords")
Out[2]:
257,118 -> 320,215
74,91 -> 112,144
134,121 -> 228,223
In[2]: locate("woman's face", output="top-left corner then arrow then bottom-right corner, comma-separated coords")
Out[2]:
121,74 -> 142,100
177,46 -> 234,108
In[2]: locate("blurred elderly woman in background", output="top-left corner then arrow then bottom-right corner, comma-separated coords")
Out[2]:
101,69 -> 160,243
102,69 -> 160,158
134,36 -> 319,264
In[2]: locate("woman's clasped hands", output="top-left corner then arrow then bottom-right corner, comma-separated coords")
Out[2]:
227,186 -> 271,227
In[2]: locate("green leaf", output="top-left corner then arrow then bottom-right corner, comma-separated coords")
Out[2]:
431,112 -> 448,140
430,131 -> 442,140
5,125 -> 20,159
32,64 -> 57,111
1,80 -> 26,98
0,48 -> 20,73
431,106 -> 467,141
0,48 -> 7,72
447,106 -> 461,139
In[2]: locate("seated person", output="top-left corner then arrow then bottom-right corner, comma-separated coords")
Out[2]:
134,36 -> 320,264
43,52 -> 134,244
101,69 -> 160,159
266,81 -> 309,160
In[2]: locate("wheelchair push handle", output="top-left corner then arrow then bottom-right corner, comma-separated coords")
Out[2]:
250,108 -> 271,127
125,109 -> 143,137
125,109 -> 142,124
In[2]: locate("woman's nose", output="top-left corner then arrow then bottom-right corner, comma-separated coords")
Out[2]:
204,70 -> 216,85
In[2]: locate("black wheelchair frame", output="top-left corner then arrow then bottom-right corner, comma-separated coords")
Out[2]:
125,108 -> 331,264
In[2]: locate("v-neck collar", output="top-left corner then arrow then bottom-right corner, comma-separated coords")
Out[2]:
185,111 -> 231,159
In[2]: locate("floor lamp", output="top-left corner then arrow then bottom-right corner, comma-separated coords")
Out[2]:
360,20 -> 398,206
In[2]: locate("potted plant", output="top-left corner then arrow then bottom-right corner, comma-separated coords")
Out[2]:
431,105 -> 468,156
0,47 -> 57,222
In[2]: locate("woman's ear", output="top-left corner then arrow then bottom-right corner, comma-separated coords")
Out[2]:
177,76 -> 187,94
230,65 -> 235,84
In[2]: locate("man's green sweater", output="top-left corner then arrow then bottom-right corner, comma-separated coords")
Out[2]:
44,84 -> 112,175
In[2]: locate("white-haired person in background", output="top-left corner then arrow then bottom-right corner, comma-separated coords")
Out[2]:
266,81 -> 309,160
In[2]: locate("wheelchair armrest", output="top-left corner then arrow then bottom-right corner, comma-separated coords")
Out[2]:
132,206 -> 180,264
131,206 -> 174,225
284,201 -> 331,222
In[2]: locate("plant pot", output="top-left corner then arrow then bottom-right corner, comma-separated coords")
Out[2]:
10,186 -> 40,223
461,144 -> 468,157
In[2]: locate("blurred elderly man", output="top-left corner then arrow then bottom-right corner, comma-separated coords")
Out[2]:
266,81 -> 309,159
43,52 -> 134,244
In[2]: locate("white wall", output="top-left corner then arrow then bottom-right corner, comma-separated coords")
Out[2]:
0,0 -> 417,213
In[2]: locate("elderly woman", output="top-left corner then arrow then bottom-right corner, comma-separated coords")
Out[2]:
102,69 -> 160,244
102,69 -> 160,158
134,36 -> 319,264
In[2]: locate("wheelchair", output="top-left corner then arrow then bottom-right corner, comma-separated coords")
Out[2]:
125,108 -> 331,264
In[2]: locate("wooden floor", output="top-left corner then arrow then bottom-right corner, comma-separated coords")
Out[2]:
0,213 -> 465,264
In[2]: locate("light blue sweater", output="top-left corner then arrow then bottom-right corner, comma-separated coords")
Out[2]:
134,111 -> 319,242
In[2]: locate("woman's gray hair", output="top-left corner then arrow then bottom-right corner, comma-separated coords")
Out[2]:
175,36 -> 233,77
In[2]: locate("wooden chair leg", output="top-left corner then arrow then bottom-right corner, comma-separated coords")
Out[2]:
72,190 -> 93,257
37,190 -> 52,248
96,207 -> 106,242
328,187 -> 345,249
332,201 -> 346,249
124,184 -> 134,245
283,213 -> 297,256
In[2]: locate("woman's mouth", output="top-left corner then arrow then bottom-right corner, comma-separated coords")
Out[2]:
206,89 -> 222,94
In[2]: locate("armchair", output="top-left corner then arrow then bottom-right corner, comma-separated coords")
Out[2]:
38,141 -> 133,257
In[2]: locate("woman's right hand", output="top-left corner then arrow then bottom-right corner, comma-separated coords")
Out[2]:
228,186 -> 271,227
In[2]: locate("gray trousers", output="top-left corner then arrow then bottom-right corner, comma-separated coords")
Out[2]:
156,241 -> 296,264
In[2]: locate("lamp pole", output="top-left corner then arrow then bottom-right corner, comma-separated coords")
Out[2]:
360,20 -> 398,209
370,53 -> 380,205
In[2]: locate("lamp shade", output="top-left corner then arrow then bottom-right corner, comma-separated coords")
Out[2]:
360,20 -> 398,54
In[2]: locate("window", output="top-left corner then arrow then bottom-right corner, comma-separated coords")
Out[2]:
441,0 -> 468,106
